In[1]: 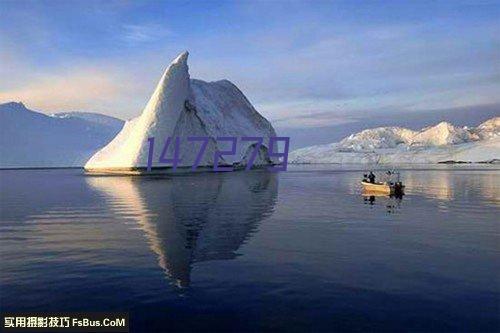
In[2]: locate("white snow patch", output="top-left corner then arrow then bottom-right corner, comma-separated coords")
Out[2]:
290,117 -> 500,164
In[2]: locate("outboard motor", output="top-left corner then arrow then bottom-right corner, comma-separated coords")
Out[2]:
394,182 -> 404,194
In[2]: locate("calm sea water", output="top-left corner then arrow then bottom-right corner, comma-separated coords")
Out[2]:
1,166 -> 499,332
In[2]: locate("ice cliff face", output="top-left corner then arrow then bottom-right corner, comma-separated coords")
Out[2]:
85,52 -> 277,171
290,117 -> 500,164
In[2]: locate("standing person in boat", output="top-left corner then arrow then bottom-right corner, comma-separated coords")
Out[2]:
368,171 -> 376,184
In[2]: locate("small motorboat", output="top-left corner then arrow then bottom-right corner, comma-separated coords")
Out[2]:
361,170 -> 405,195
361,180 -> 404,195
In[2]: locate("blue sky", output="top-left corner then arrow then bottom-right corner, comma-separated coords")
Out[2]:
1,0 -> 499,128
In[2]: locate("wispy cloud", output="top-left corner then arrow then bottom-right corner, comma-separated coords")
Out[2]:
0,0 -> 499,131
122,23 -> 172,43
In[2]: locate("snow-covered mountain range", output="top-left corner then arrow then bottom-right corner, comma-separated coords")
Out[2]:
0,102 -> 124,168
290,118 -> 499,164
85,51 -> 277,172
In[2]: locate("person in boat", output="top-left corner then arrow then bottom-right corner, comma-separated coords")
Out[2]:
368,171 -> 376,184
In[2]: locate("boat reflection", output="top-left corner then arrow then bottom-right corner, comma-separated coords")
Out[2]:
362,191 -> 403,213
87,171 -> 278,288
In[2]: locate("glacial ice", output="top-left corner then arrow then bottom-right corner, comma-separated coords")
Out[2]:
289,118 -> 500,164
84,51 -> 277,172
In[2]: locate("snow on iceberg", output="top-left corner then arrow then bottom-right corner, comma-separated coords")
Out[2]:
289,118 -> 500,164
85,51 -> 277,172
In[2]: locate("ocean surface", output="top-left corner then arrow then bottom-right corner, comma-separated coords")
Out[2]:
1,165 -> 499,332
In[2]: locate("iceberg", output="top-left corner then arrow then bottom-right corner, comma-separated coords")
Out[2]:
289,118 -> 500,164
84,51 -> 277,172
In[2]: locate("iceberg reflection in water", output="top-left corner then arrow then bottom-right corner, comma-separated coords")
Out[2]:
86,171 -> 278,288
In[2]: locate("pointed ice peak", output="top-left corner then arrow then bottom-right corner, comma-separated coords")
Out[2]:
421,121 -> 453,132
435,121 -> 454,128
155,51 -> 190,90
117,50 -> 192,167
157,51 -> 189,82
142,51 -> 191,119
172,51 -> 189,65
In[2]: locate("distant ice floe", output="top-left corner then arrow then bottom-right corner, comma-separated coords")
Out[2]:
290,118 -> 500,164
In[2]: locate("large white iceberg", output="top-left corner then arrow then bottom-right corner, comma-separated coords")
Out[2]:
290,118 -> 500,164
85,52 -> 277,172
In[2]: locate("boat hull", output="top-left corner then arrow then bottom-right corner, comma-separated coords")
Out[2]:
361,181 -> 395,194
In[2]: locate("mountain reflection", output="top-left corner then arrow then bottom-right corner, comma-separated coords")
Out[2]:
87,171 -> 278,288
